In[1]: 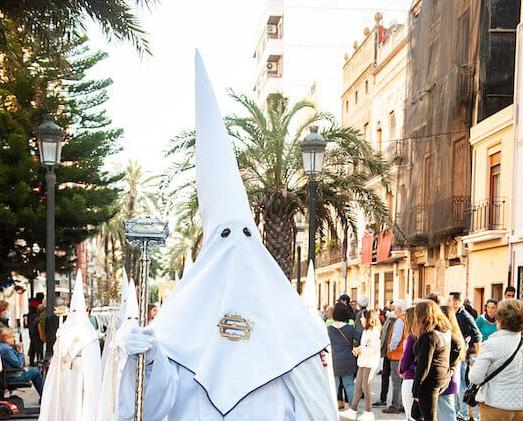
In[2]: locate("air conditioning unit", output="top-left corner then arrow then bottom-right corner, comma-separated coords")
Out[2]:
266,61 -> 278,72
266,24 -> 277,34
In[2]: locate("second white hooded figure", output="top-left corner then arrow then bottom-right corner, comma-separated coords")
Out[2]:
97,277 -> 139,421
118,51 -> 337,421
39,270 -> 102,421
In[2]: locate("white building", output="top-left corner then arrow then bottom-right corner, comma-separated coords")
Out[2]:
252,0 -> 408,119
511,11 -> 523,298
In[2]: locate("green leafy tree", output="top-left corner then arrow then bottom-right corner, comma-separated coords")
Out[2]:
161,93 -> 391,279
0,35 -> 122,282
0,0 -> 156,56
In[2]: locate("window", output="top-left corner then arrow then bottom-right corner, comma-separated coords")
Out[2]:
351,288 -> 358,301
374,273 -> 380,309
398,269 -> 406,298
355,91 -> 358,104
363,123 -> 369,141
386,192 -> 394,217
365,80 -> 369,94
453,138 -> 467,197
389,111 -> 396,141
345,100 -> 349,113
384,272 -> 394,305
376,124 -> 383,152
491,283 -> 503,301
489,152 -> 501,228
474,288 -> 485,316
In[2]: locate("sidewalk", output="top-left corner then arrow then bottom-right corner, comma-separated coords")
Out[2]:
339,371 -> 404,421
4,385 -> 39,420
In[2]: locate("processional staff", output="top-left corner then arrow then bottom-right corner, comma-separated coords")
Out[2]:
124,215 -> 169,421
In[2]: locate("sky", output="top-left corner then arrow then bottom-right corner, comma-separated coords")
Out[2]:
86,0 -> 412,176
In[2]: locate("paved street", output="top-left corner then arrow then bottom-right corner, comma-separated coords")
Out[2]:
339,372 -> 404,421
12,368 -> 404,420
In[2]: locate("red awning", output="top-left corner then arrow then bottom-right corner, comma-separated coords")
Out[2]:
361,232 -> 374,264
376,228 -> 394,262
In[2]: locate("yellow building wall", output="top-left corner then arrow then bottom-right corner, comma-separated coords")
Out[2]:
469,105 -> 514,205
468,245 -> 509,306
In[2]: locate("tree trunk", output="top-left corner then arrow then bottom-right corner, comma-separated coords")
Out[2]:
263,212 -> 294,279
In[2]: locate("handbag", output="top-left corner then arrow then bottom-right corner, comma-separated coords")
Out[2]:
463,333 -> 523,407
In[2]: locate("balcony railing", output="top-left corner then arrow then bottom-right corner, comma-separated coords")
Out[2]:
467,197 -> 507,233
317,246 -> 344,267
398,195 -> 470,243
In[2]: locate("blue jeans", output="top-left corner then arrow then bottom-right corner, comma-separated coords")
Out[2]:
7,367 -> 44,396
438,394 -> 457,421
455,361 -> 468,417
336,375 -> 355,404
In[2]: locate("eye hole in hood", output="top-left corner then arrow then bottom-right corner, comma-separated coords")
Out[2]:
221,228 -> 231,238
243,227 -> 252,237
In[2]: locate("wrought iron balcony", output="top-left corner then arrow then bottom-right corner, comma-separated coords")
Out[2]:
467,197 -> 507,233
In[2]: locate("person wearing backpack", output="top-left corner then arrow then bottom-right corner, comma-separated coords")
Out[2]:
468,299 -> 523,421
328,303 -> 362,407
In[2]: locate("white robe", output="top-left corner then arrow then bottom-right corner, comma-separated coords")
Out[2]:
39,271 -> 102,421
97,278 -> 138,421
118,349 -> 337,421
39,335 -> 102,421
96,326 -> 133,421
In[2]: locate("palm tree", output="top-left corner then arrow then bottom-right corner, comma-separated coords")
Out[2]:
162,93 -> 391,278
0,0 -> 155,56
120,160 -> 159,277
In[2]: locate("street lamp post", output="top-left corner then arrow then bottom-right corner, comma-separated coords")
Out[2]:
295,218 -> 306,294
124,215 -> 169,421
35,115 -> 65,318
300,126 -> 327,266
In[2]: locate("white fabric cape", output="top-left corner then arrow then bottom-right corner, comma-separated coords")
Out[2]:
101,271 -> 130,370
39,270 -> 102,421
96,278 -> 138,421
127,50 -> 332,418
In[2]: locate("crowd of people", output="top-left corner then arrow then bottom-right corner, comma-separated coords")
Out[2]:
324,286 -> 523,421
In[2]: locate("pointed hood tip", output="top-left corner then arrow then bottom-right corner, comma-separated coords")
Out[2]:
194,50 -> 255,238
70,269 -> 86,313
125,277 -> 139,319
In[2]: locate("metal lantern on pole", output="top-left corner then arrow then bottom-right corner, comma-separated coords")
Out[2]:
300,126 -> 327,266
124,215 -> 169,421
35,114 -> 65,317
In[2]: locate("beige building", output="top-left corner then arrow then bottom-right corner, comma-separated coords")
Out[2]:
462,106 -> 514,312
317,15 -> 410,310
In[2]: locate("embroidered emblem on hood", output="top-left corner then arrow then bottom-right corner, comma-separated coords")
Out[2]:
218,314 -> 252,341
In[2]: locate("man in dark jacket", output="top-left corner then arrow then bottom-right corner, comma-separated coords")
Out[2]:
27,292 -> 44,366
448,291 -> 482,419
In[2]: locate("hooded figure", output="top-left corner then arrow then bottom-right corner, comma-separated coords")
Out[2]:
97,278 -> 138,421
118,51 -> 337,421
39,270 -> 102,421
102,271 -> 130,369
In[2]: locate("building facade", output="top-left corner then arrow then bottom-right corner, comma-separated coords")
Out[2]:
510,10 -> 523,299
340,16 -> 410,309
252,0 -> 407,119
463,106 -> 514,311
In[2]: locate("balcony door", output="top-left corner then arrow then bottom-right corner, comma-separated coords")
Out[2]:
489,152 -> 501,229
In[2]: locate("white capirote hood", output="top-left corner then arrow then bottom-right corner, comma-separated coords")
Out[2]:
151,50 -> 329,416
58,270 -> 98,359
116,270 -> 130,325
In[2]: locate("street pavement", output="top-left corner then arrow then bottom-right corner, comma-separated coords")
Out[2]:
339,372 -> 404,421
13,368 -> 404,420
